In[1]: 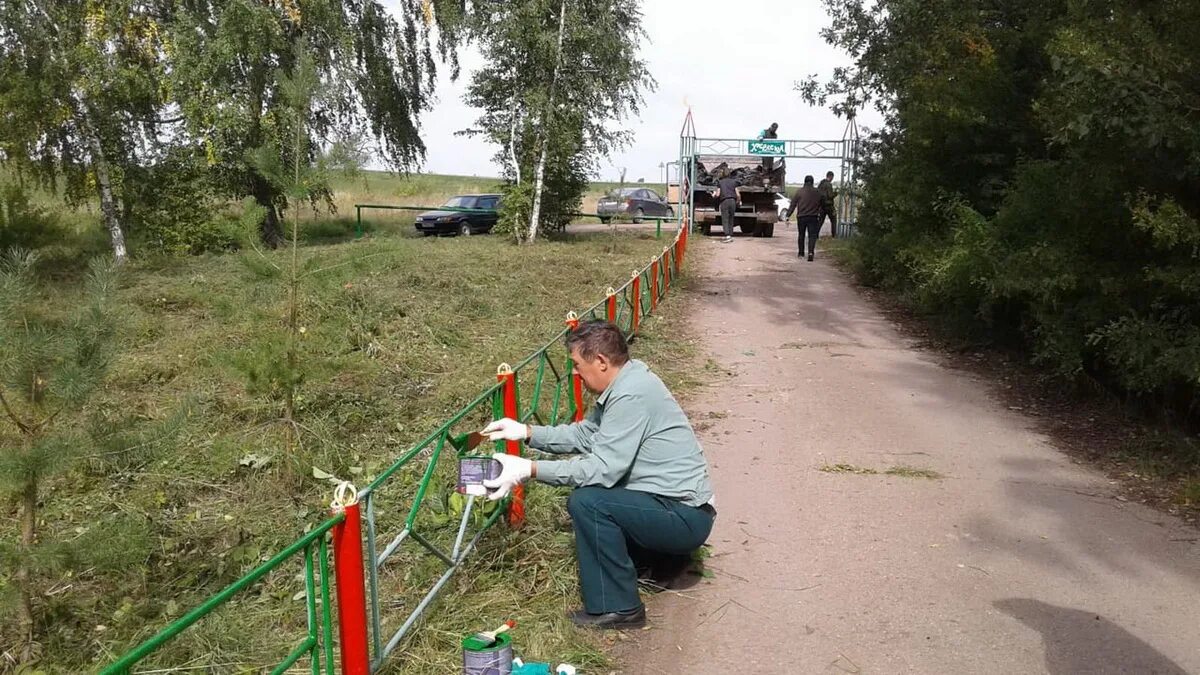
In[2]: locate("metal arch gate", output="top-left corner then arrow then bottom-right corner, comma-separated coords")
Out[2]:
677,111 -> 862,238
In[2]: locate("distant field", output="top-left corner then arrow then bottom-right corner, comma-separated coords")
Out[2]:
0,167 -> 677,248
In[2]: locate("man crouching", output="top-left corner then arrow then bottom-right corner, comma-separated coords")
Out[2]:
480,320 -> 716,629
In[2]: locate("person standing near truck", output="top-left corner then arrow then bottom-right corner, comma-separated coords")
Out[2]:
817,171 -> 838,238
758,123 -> 779,173
714,170 -> 739,244
785,175 -> 824,261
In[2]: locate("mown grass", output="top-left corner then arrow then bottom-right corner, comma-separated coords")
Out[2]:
0,221 -> 694,672
818,463 -> 944,480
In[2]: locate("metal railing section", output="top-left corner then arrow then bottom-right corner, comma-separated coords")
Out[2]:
99,514 -> 344,675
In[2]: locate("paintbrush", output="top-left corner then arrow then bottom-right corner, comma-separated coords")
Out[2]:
466,430 -> 492,450
471,619 -> 515,647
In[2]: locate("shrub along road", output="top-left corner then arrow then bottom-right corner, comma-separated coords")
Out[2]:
621,226 -> 1200,674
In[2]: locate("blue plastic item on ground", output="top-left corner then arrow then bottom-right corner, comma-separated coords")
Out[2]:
511,663 -> 552,675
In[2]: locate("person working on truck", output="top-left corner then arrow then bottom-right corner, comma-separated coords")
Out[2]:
758,122 -> 780,172
480,320 -> 716,629
785,175 -> 824,261
818,171 -> 838,239
714,169 -> 739,244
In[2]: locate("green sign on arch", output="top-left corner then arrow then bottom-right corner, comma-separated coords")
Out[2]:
747,139 -> 785,156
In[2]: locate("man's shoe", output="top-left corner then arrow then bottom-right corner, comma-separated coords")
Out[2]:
568,605 -> 647,629
721,236 -> 733,243
807,254 -> 814,262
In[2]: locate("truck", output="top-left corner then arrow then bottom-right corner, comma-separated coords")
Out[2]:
690,155 -> 785,238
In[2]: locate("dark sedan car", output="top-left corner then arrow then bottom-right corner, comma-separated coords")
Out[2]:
596,187 -> 674,224
414,194 -> 501,236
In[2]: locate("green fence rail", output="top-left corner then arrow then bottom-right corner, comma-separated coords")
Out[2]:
354,203 -> 677,240
100,513 -> 344,675
103,222 -> 689,673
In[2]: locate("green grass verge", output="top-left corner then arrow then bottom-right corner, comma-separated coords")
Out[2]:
0,226 -> 693,672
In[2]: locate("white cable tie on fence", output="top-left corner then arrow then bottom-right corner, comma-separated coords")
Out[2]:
331,481 -> 359,511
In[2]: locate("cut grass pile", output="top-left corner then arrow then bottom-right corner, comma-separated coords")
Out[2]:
0,227 -> 691,672
819,463 -> 945,480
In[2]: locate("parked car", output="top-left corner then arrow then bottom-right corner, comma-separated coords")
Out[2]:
596,187 -> 674,224
774,192 -> 790,220
414,194 -> 501,236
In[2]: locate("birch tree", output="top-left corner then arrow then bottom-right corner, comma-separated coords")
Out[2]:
463,0 -> 654,243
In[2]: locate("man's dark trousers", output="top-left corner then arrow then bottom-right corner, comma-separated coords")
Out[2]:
719,198 -> 736,237
567,486 -> 714,614
823,204 -> 838,239
798,215 -> 821,256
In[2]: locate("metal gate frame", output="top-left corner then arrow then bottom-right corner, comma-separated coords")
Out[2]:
677,111 -> 862,237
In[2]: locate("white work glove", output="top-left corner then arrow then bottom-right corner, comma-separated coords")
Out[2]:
482,453 -> 533,501
482,418 -> 529,442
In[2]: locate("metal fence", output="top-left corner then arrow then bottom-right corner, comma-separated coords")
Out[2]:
101,218 -> 690,674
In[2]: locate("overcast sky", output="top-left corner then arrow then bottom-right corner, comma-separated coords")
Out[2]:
382,0 -> 881,182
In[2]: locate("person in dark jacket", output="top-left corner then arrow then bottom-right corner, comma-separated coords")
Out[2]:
714,170 -> 739,243
785,175 -> 824,261
817,171 -> 838,238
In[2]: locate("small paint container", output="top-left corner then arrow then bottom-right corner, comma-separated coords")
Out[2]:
462,631 -> 513,675
458,456 -> 503,496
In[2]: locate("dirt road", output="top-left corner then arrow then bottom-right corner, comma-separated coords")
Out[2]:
620,226 -> 1200,674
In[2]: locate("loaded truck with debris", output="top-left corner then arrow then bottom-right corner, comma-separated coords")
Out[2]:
690,154 -> 784,238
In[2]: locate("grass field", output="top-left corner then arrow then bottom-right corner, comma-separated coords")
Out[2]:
0,181 -> 697,671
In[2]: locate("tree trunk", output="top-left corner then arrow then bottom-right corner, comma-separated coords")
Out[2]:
78,106 -> 128,263
527,0 -> 568,244
509,96 -> 522,186
16,476 -> 37,648
253,176 -> 285,248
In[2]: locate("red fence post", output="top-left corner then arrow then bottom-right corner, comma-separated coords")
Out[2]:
565,313 -> 585,422
630,271 -> 641,334
650,258 -> 659,312
330,486 -> 370,675
679,219 -> 689,267
496,364 -> 524,528
606,287 -> 617,324
663,247 -> 672,295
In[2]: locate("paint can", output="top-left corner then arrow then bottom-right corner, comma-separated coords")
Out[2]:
458,456 -> 503,496
462,631 -> 514,675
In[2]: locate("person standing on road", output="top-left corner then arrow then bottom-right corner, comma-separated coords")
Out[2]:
480,321 -> 716,629
785,175 -> 824,261
818,171 -> 838,239
715,170 -> 740,244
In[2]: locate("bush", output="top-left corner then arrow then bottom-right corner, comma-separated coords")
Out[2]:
0,183 -> 65,250
125,151 -> 238,256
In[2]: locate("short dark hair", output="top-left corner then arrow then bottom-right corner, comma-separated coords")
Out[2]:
804,175 -> 814,185
567,320 -> 630,366
826,171 -> 834,178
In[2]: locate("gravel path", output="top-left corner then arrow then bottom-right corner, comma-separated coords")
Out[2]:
618,226 -> 1200,674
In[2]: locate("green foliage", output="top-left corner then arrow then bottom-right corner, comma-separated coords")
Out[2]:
495,165 -> 586,239
166,0 -> 464,246
124,150 -> 239,256
808,0 -> 1200,425
463,0 -> 654,241
0,184 -> 65,250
